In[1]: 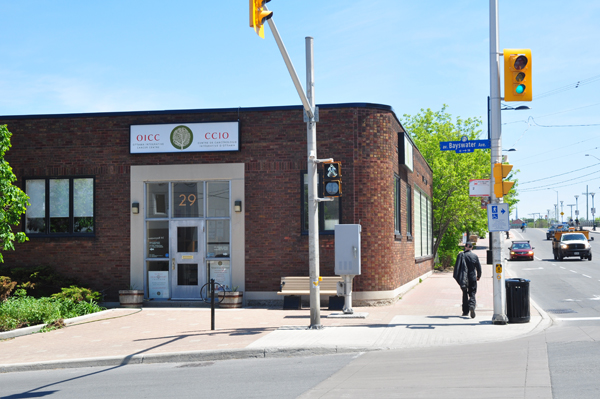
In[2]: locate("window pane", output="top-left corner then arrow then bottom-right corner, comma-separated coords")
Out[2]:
147,261 -> 169,299
74,178 -> 94,233
207,181 -> 229,217
207,220 -> 230,258
172,182 -> 203,218
177,226 -> 198,252
50,179 -> 69,233
147,183 -> 168,218
414,190 -> 422,257
421,191 -> 427,255
406,185 -> 412,236
394,177 -> 400,234
146,221 -> 169,258
303,174 -> 309,231
25,180 -> 46,233
178,264 -> 198,286
323,198 -> 339,231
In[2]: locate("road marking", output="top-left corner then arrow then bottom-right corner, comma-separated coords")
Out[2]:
560,266 -> 566,269
556,317 -> 600,321
534,256 -> 542,260
523,267 -> 544,270
551,263 -> 557,266
570,270 -> 578,273
564,299 -> 582,302
582,274 -> 592,278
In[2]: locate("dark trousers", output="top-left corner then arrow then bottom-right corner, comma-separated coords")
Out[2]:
461,279 -> 477,314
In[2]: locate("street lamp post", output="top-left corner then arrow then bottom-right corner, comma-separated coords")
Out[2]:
575,195 -> 580,222
560,201 -> 564,223
567,204 -> 575,222
591,192 -> 596,230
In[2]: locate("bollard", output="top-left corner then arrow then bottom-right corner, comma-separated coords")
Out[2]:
210,279 -> 215,331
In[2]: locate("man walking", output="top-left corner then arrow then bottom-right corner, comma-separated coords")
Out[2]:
453,242 -> 482,318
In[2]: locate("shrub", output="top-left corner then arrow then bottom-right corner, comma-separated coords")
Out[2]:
0,276 -> 17,301
51,286 -> 102,303
0,265 -> 80,298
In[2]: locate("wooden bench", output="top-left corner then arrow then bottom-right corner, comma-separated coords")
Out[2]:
277,276 -> 346,309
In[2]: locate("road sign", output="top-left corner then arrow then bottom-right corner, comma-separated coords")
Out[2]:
487,203 -> 510,232
575,210 -> 580,216
469,179 -> 490,197
560,212 -> 564,216
440,135 -> 490,153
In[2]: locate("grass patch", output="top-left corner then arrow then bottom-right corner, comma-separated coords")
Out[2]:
0,295 -> 105,332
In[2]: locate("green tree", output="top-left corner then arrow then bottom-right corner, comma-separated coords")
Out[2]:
402,107 -> 491,267
0,125 -> 28,262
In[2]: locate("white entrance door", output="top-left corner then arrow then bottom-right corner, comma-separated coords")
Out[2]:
170,220 -> 205,299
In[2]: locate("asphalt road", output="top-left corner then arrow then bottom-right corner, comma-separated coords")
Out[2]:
506,228 -> 600,399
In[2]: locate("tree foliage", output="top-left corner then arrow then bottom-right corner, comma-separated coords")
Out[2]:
0,125 -> 28,262
402,107 -> 490,268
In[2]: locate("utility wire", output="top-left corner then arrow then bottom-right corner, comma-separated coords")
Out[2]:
519,168 -> 600,192
520,162 -> 600,185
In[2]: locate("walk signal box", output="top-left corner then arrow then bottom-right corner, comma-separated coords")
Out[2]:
322,161 -> 342,197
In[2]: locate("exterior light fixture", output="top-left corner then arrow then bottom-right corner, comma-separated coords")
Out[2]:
234,200 -> 242,212
132,202 -> 139,214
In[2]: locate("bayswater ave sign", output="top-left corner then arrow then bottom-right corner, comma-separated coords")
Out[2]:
439,136 -> 491,153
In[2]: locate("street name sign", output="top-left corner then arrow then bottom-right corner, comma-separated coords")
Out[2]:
440,136 -> 491,153
487,203 -> 510,232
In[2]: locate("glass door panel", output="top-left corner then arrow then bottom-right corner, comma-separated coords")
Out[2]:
170,220 -> 204,299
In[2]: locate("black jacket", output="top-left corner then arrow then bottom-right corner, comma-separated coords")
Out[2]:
453,250 -> 482,288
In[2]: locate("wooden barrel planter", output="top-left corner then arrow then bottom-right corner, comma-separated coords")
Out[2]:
118,290 -> 144,308
220,291 -> 243,308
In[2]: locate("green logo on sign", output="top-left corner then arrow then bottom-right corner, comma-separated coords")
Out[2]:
170,125 -> 193,150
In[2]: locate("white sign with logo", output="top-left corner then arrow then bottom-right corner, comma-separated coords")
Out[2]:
148,271 -> 169,299
130,121 -> 239,154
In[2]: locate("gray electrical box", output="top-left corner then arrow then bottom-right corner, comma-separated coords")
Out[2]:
334,224 -> 361,275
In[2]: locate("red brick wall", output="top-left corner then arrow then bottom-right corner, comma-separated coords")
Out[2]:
0,104 -> 433,300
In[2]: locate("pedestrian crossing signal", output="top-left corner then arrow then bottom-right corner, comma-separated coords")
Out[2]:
322,161 -> 342,197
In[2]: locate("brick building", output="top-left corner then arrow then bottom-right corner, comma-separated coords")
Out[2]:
0,102 -> 434,304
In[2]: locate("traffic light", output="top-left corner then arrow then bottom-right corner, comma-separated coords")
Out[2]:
493,163 -> 514,198
504,49 -> 532,102
249,0 -> 273,38
322,161 -> 342,197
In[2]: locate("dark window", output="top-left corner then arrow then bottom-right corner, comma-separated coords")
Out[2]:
406,184 -> 412,238
24,177 -> 95,236
301,172 -> 341,234
394,175 -> 401,236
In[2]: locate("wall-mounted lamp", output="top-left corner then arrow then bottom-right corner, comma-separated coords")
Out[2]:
132,202 -> 139,214
234,200 -> 242,212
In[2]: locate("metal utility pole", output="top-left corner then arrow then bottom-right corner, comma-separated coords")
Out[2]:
265,9 -> 329,329
581,186 -> 590,223
567,204 -> 575,220
560,201 -> 564,222
489,0 -> 507,325
591,192 -> 596,230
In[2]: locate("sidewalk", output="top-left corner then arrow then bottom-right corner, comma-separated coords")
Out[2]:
0,247 -> 550,373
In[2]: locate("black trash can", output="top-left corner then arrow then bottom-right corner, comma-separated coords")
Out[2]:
505,278 -> 530,323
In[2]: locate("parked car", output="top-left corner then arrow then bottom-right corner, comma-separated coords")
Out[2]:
509,240 -> 535,261
546,223 -> 569,240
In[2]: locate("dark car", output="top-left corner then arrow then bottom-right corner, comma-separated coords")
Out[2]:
546,223 -> 569,240
509,240 -> 534,261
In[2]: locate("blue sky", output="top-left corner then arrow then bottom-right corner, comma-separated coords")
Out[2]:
1,1 -> 599,222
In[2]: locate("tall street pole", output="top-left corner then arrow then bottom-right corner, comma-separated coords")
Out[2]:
265,10 -> 326,329
489,0 -> 507,325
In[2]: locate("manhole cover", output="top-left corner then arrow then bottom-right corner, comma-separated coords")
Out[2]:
547,309 -> 577,314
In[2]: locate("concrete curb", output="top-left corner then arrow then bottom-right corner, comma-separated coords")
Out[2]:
0,309 -> 119,340
0,346 -> 383,373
